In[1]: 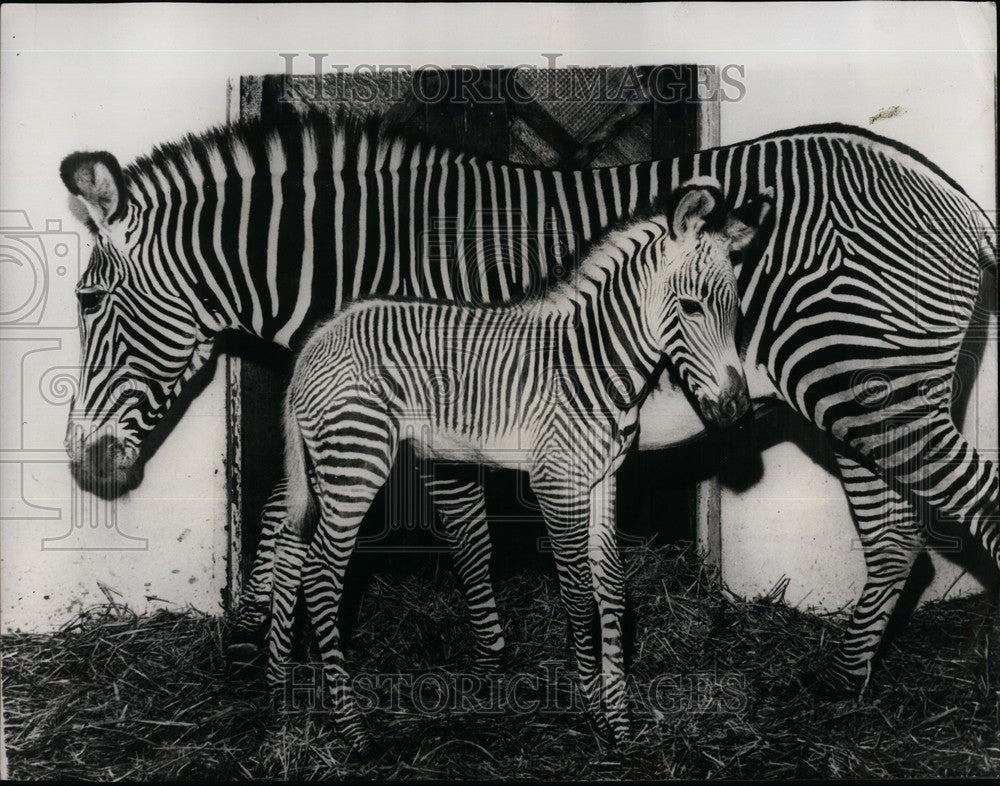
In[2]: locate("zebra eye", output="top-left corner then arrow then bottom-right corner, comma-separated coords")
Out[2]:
77,289 -> 107,314
679,298 -> 704,317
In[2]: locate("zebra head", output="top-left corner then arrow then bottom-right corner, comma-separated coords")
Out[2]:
654,180 -> 773,427
59,151 -> 223,495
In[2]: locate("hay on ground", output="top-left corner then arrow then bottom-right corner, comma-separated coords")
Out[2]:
2,544 -> 998,780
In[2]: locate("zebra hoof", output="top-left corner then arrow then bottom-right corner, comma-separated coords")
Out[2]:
344,729 -> 376,759
783,668 -> 860,701
470,651 -> 505,676
806,669 -> 862,700
225,641 -> 263,668
591,713 -> 631,748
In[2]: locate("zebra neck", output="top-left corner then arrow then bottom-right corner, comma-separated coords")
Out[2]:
558,260 -> 662,406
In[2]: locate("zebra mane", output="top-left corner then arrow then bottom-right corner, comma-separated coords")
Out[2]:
557,179 -> 730,272
538,216 -> 672,310
122,107 -> 499,184
121,110 -> 977,218
540,181 -> 754,311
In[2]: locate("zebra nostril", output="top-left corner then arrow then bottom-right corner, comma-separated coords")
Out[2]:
83,434 -> 121,477
65,424 -> 87,460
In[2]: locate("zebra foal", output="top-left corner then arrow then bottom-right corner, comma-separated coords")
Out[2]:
276,179 -> 770,750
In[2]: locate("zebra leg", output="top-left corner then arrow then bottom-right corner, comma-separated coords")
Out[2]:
226,479 -> 288,665
797,452 -> 925,697
299,412 -> 399,753
264,525 -> 309,692
843,407 -> 999,570
421,467 -> 506,672
532,472 -> 630,745
586,474 -> 629,741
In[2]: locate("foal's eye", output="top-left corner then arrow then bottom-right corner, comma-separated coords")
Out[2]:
77,289 -> 107,314
679,298 -> 704,317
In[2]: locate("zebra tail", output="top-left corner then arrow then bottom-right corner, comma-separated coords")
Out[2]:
282,392 -> 317,538
976,211 -> 997,272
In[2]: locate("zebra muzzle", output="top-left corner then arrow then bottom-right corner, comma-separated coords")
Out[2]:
67,428 -> 136,496
700,366 -> 751,427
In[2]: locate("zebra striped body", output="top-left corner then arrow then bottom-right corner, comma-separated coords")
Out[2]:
60,115 -> 997,699
278,187 -> 758,747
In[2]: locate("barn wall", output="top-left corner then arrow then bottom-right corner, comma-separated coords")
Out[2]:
0,62 -> 231,632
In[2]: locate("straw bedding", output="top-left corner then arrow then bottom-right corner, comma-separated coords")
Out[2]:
3,545 -> 997,779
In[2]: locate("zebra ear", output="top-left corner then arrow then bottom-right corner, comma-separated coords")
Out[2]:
60,151 -> 127,228
725,187 -> 775,251
670,185 -> 722,240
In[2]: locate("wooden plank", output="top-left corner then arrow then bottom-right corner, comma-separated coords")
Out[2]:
466,70 -> 509,160
651,64 -> 699,160
420,69 -> 509,156
225,78 -> 245,611
509,95 -> 580,164
651,63 -> 726,562
421,69 -> 465,147
570,101 -> 649,168
690,66 -> 725,566
698,65 -> 721,152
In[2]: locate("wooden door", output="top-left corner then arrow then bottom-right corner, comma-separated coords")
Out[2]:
226,66 -> 722,602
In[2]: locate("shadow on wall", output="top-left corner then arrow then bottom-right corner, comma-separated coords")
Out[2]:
717,268 -> 999,607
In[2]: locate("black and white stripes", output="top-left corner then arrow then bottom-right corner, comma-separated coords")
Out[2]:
271,184 -> 759,747
60,114 -> 997,702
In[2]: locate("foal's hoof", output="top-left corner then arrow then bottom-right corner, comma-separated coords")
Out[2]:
593,714 -> 631,748
342,727 -> 377,760
470,650 -> 505,677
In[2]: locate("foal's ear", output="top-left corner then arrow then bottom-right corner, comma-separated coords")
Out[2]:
669,181 -> 724,240
725,186 -> 775,252
60,151 -> 127,228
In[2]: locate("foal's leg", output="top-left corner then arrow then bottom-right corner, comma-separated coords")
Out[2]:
299,408 -> 399,752
421,466 -> 506,671
585,475 -> 629,740
231,468 -> 507,675
531,469 -> 630,745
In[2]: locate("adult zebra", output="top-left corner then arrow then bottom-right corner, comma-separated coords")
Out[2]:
61,114 -> 997,697
276,183 -> 761,747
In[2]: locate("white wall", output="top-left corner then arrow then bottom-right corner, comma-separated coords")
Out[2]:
1,3 -> 995,629
0,28 -> 234,631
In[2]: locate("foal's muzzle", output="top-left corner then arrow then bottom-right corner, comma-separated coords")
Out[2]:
699,365 -> 751,427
